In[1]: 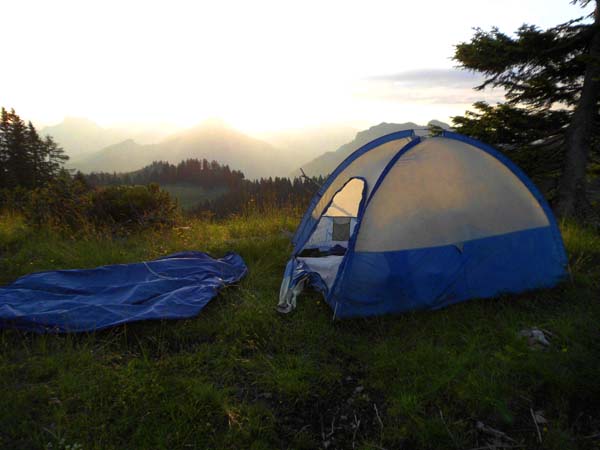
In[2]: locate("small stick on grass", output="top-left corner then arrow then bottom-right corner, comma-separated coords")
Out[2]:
476,421 -> 518,443
439,406 -> 459,448
352,414 -> 361,449
530,408 -> 542,443
468,446 -> 524,450
582,432 -> 600,440
374,403 -> 384,431
320,414 -> 325,442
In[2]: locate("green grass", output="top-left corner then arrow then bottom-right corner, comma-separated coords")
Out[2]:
161,184 -> 228,210
1,212 -> 599,449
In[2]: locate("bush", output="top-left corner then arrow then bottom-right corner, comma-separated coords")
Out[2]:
24,173 -> 92,231
89,184 -> 178,229
0,187 -> 32,213
20,177 -> 179,233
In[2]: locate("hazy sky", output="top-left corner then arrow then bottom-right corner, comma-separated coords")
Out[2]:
1,0 -> 593,133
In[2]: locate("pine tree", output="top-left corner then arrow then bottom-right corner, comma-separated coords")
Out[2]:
4,109 -> 31,188
561,1 -> 600,216
453,0 -> 600,217
0,107 -> 68,189
0,108 -> 9,188
42,134 -> 68,185
26,121 -> 43,187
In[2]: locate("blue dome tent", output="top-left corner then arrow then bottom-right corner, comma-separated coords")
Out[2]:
278,130 -> 568,318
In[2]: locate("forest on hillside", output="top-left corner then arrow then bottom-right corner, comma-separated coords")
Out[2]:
85,159 -> 324,218
0,109 -> 322,228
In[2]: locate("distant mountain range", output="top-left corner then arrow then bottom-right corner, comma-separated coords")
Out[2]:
40,118 -> 174,157
68,120 -> 292,179
41,118 -> 127,157
292,120 -> 451,177
42,117 -> 450,179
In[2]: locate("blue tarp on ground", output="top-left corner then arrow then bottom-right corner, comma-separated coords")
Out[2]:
0,251 -> 247,333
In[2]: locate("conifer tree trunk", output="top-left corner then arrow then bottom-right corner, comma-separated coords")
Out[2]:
557,0 -> 600,217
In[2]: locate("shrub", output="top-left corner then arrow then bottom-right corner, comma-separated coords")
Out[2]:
0,187 -> 31,213
20,177 -> 178,233
25,173 -> 92,231
89,184 -> 179,229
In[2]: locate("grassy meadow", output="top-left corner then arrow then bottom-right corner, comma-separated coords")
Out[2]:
0,211 -> 599,449
161,185 -> 228,211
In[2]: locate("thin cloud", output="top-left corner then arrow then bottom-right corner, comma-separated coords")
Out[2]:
366,68 -> 485,87
358,68 -> 503,106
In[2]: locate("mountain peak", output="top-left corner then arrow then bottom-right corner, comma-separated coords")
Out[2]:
294,119 -> 452,177
191,118 -> 232,131
355,122 -> 420,141
427,119 -> 451,130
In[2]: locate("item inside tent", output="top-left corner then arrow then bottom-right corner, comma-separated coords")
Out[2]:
0,251 -> 247,333
278,130 -> 568,318
294,177 -> 365,288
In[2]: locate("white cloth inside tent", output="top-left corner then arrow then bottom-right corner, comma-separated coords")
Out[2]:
297,256 -> 344,290
304,216 -> 357,249
296,178 -> 367,293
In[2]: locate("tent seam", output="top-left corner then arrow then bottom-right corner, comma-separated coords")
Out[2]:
292,130 -> 416,250
329,136 -> 424,311
441,131 -> 568,268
